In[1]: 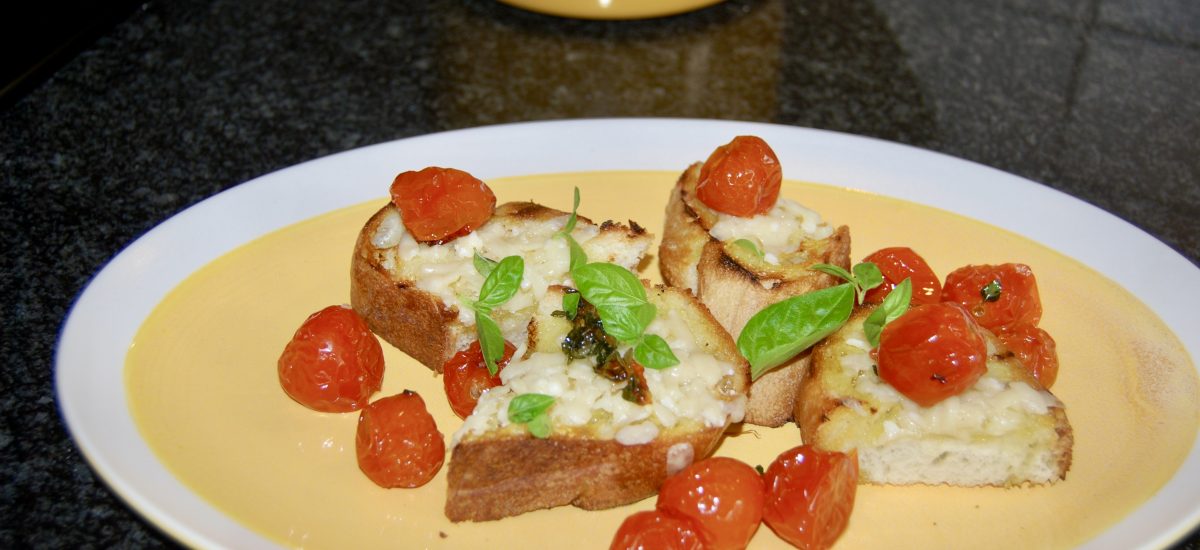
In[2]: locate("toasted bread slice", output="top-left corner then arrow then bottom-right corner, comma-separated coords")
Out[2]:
660,162 -> 852,426
797,307 -> 1073,486
445,284 -> 749,522
350,201 -> 652,371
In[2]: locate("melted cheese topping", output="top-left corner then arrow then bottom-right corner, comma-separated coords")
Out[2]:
451,304 -> 746,447
708,197 -> 834,264
837,330 -> 1059,443
370,207 -> 636,346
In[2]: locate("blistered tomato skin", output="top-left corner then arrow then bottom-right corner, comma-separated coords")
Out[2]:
763,445 -> 858,550
862,247 -> 942,305
356,390 -> 445,488
610,510 -> 705,550
998,323 -> 1059,389
656,456 -> 764,550
277,305 -> 385,413
442,340 -> 517,419
942,263 -> 1042,331
389,166 -> 496,244
877,303 -> 988,407
696,135 -> 783,217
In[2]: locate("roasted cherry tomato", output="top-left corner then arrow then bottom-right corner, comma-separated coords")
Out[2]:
762,445 -> 858,550
356,390 -> 445,488
942,263 -> 1042,331
656,456 -> 764,550
389,166 -> 496,243
997,323 -> 1059,389
442,339 -> 517,419
861,247 -> 942,306
696,135 -> 783,217
610,510 -> 705,550
877,303 -> 988,407
277,304 -> 385,413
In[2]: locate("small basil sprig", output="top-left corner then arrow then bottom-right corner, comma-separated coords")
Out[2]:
508,393 -> 554,438
811,262 -> 883,305
863,278 -> 912,347
572,262 -> 679,370
554,187 -> 588,272
473,251 -> 497,278
469,254 -> 524,375
731,238 -> 764,259
561,290 -> 581,320
736,284 -> 855,380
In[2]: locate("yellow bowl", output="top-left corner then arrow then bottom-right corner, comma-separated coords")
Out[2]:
496,0 -> 724,20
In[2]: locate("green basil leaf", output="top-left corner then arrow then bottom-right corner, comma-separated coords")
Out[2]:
810,263 -> 854,282
573,262 -> 649,310
473,251 -> 497,278
864,278 -> 913,348
567,235 -> 588,273
853,262 -> 884,292
508,393 -> 555,423
525,413 -> 551,439
565,187 -> 581,235
476,312 -> 505,376
595,302 -> 656,343
562,291 -> 581,320
634,334 -> 680,370
475,255 -> 524,311
737,283 -> 855,380
556,187 -> 581,238
731,238 -> 763,258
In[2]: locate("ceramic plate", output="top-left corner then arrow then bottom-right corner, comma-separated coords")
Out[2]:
56,119 -> 1200,548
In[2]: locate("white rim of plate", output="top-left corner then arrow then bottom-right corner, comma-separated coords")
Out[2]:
54,118 -> 1200,549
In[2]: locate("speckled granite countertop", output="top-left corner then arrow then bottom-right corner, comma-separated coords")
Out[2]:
2,0 -> 1197,547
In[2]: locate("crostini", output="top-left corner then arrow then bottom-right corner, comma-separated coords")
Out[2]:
445,282 -> 750,522
797,305 -> 1073,486
659,137 -> 852,427
350,168 -> 653,372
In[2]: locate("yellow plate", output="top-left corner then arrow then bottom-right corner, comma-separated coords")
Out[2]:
496,0 -> 724,20
125,171 -> 1198,549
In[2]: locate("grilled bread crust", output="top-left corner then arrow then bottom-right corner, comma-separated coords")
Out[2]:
659,163 -> 852,426
445,284 -> 749,522
797,307 -> 1073,487
350,201 -> 652,372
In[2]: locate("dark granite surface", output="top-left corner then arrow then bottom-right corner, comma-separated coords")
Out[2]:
2,0 -> 1197,547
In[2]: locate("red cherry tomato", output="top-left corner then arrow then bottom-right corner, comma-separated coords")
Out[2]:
656,456 -> 764,550
277,305 -> 384,413
355,390 -> 445,488
877,303 -> 988,407
762,445 -> 858,550
610,510 -> 705,550
861,247 -> 942,306
389,167 -> 496,243
442,339 -> 517,419
696,136 -> 783,217
997,323 -> 1059,389
942,263 -> 1042,331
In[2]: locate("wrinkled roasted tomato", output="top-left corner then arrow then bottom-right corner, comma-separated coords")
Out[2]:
610,510 -> 705,550
861,247 -> 942,305
997,323 -> 1059,389
877,302 -> 988,407
277,304 -> 384,413
442,339 -> 516,419
762,445 -> 858,550
656,456 -> 764,550
355,390 -> 445,488
389,166 -> 496,243
696,135 -> 782,217
942,263 -> 1042,331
